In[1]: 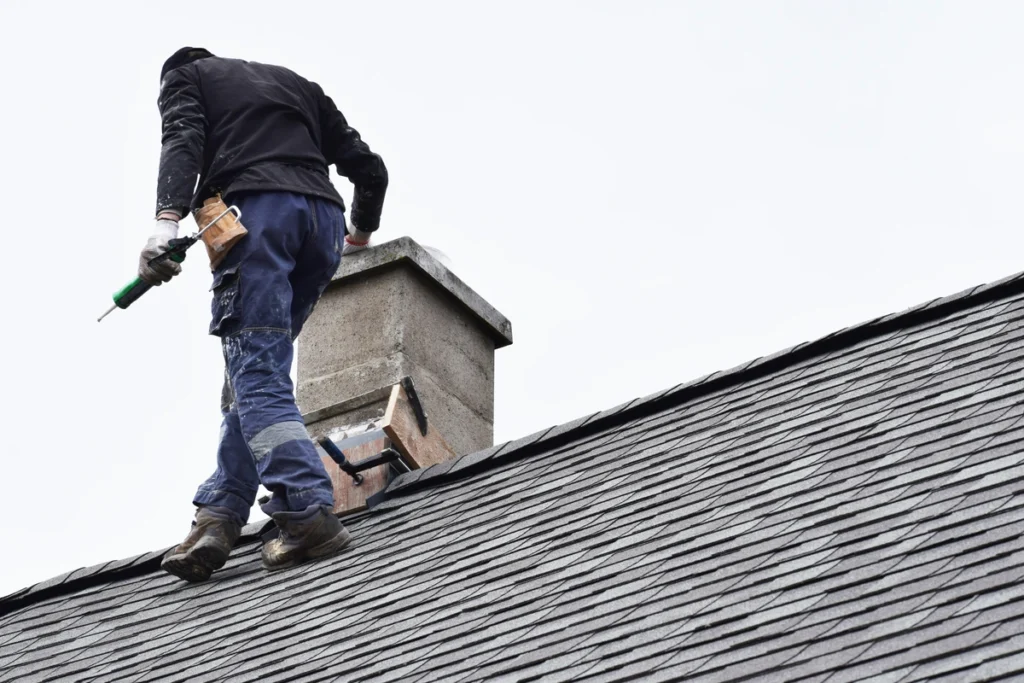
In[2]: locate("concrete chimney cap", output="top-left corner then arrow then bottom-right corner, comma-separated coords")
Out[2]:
332,236 -> 513,348
421,245 -> 453,269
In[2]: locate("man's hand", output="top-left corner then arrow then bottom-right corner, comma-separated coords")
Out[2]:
342,227 -> 372,256
139,218 -> 183,285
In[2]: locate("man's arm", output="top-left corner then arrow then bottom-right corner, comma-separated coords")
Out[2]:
314,84 -> 388,234
155,66 -> 206,218
138,66 -> 204,285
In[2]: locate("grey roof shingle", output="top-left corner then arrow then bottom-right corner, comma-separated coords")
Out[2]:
3,273 -> 1024,682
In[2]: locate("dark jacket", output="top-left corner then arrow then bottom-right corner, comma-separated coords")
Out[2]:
156,57 -> 387,232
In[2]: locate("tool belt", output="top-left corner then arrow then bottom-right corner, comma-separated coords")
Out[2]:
193,195 -> 248,269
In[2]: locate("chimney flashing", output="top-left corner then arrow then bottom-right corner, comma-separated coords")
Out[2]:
301,386 -> 394,426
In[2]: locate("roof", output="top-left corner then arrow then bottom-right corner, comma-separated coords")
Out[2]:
2,271 -> 1024,682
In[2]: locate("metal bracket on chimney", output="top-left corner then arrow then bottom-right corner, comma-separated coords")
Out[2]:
349,447 -> 411,482
316,435 -> 411,486
400,376 -> 428,436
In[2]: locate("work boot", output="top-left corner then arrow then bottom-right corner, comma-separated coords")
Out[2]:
161,506 -> 242,582
261,505 -> 352,572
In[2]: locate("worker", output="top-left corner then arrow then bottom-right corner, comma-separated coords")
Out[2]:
146,47 -> 387,582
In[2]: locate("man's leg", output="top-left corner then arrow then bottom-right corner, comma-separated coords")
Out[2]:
268,197 -> 345,521
202,192 -> 334,510
193,370 -> 262,521
225,328 -> 334,511
201,192 -> 349,570
161,373 -> 253,582
228,324 -> 351,572
253,195 -> 352,570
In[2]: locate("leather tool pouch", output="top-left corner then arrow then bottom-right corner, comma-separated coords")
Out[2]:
193,195 -> 248,269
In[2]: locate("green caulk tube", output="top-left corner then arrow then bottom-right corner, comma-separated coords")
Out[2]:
97,251 -> 186,323
97,204 -> 242,323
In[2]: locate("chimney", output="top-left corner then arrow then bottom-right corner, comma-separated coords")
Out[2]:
297,237 -> 513,513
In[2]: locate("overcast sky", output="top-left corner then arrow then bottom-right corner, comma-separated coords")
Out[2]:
1,1 -> 1022,596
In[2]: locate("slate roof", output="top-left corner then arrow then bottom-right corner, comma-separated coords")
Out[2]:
3,272 -> 1024,683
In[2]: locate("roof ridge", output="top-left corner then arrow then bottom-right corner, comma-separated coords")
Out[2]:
381,269 -> 1024,500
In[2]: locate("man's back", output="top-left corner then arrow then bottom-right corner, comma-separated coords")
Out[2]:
157,52 -> 386,234
182,58 -> 339,209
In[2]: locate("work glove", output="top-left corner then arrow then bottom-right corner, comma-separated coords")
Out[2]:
342,227 -> 372,256
138,218 -> 183,285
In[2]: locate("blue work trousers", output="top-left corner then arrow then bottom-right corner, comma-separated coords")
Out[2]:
193,191 -> 343,524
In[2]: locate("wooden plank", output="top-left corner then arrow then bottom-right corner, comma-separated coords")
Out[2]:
318,380 -> 458,516
319,435 -> 390,515
382,384 -> 457,469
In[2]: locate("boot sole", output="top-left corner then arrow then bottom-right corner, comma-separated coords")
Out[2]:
262,527 -> 353,572
161,553 -> 213,583
190,541 -> 231,572
161,538 -> 231,583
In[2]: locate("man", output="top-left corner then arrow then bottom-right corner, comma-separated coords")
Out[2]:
143,47 -> 388,581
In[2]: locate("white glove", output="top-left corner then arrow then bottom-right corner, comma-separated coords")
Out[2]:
138,218 -> 182,285
342,227 -> 372,255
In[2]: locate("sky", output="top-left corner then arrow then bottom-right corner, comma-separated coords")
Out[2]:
0,0 -> 1023,596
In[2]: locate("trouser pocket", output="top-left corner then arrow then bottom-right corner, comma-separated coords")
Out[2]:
210,264 -> 242,337
333,207 -> 347,255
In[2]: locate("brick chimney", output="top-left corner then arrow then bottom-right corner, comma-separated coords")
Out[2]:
296,237 -> 513,513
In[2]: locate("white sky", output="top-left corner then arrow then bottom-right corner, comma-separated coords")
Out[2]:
1,1 -> 1022,597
